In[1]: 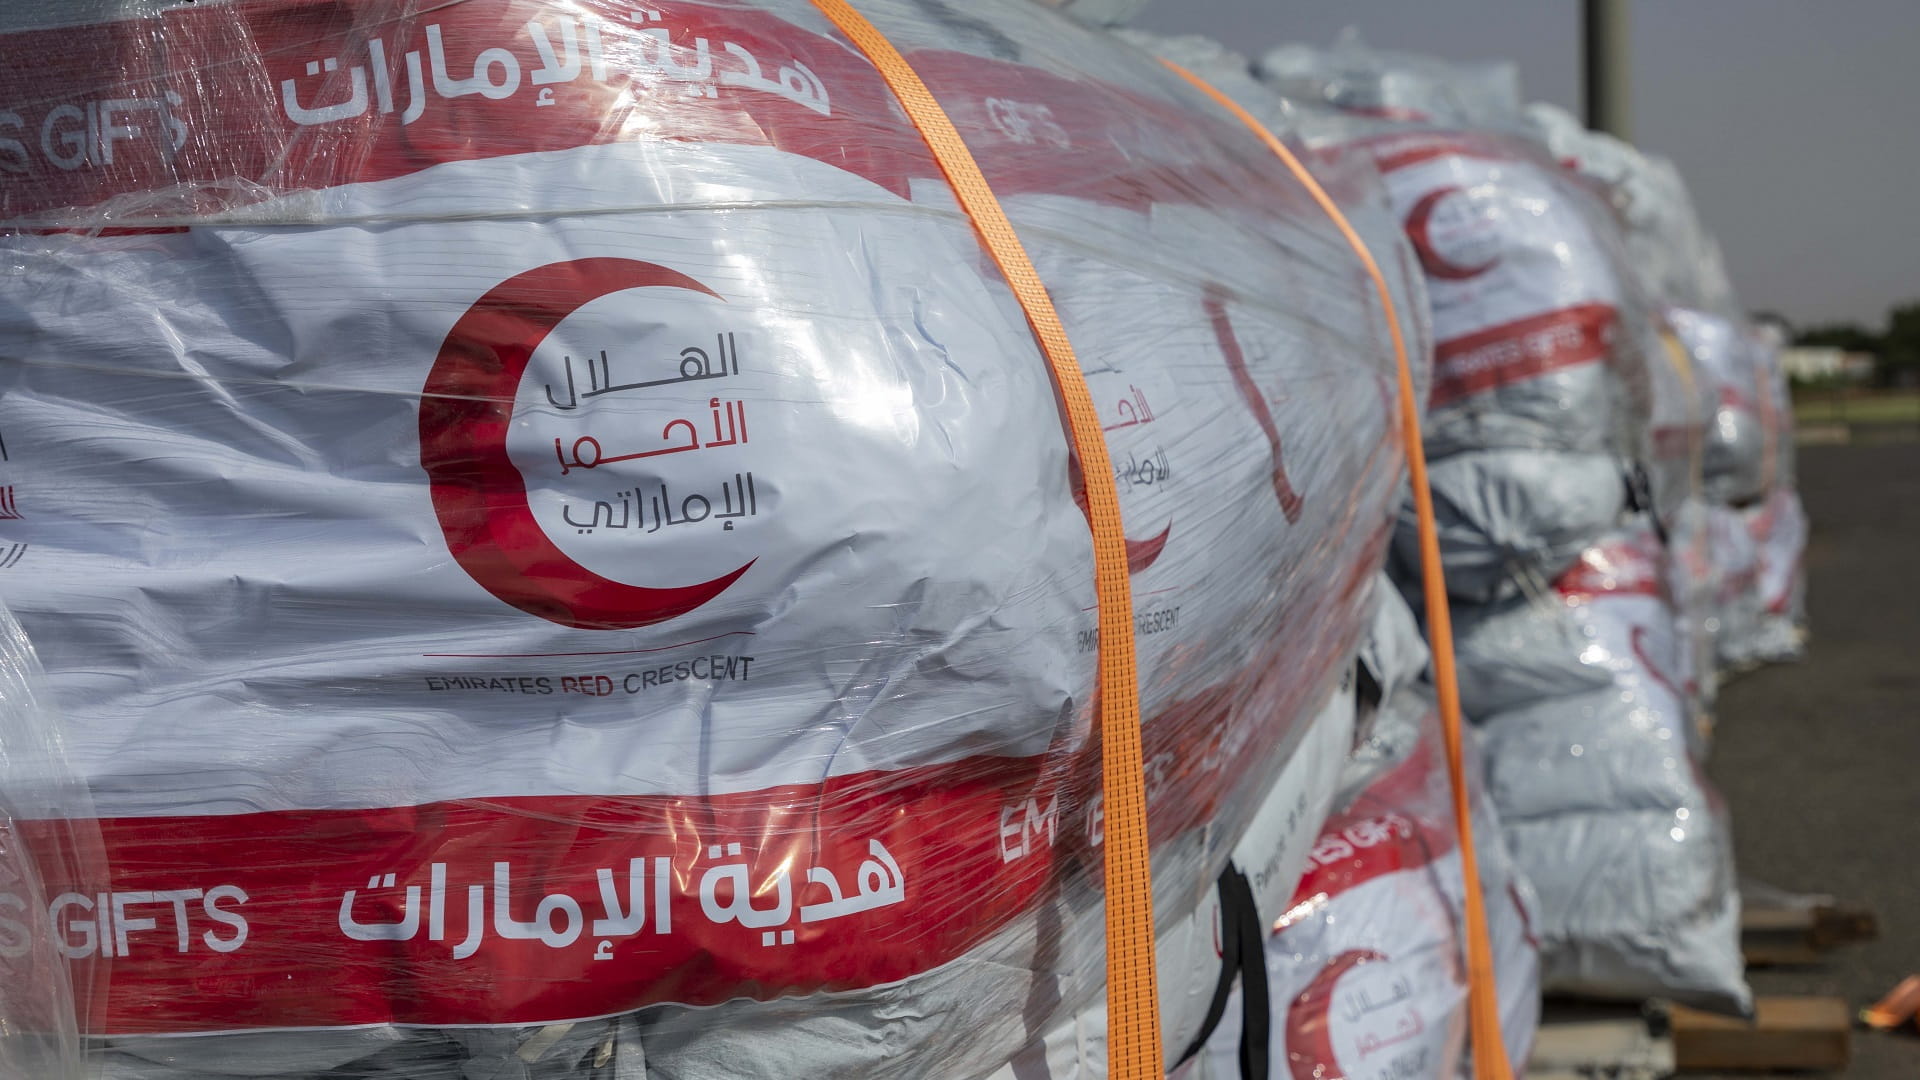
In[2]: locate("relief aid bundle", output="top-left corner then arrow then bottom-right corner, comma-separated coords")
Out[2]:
1197,685 -> 1542,1080
0,0 -> 1426,1074
1253,37 -> 1749,1015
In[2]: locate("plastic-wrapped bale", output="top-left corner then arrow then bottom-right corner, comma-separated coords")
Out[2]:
1460,526 -> 1748,1012
1707,501 -> 1765,672
1117,32 -> 1437,418
979,677 -> 1359,1080
1671,309 -> 1769,508
1746,488 -> 1808,664
1520,106 -> 1739,711
1524,102 -> 1741,320
1645,318 -> 1720,722
0,0 -> 1430,1075
979,575 -> 1435,1079
1257,38 -> 1646,599
0,598 -> 100,1080
1196,684 -> 1541,1080
1742,329 -> 1808,663
1393,448 -> 1627,604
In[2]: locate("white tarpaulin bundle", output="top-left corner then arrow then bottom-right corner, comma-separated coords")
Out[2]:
1256,38 -> 1647,604
0,1 -> 1435,1076
1671,309 -> 1770,509
1250,37 -> 1750,1015
1664,300 -> 1803,672
1013,579 -> 1539,1080
1453,527 -> 1747,1011
1525,103 -> 1739,322
977,678 -> 1361,1080
1532,109 -> 1807,674
1196,680 -> 1542,1080
1741,331 -> 1809,665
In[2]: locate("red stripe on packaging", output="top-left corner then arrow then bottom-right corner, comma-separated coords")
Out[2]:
1431,303 -> 1617,406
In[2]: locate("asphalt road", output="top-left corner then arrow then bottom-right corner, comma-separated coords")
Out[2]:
1705,438 -> 1920,1078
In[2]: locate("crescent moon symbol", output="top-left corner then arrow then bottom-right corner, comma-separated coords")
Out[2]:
1286,948 -> 1388,1080
1405,186 -> 1499,282
421,257 -> 754,630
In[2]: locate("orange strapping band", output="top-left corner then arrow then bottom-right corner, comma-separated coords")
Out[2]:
803,2 -> 1160,1075
1160,60 -> 1515,1080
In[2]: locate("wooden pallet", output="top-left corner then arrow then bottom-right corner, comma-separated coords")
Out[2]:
1740,881 -> 1878,967
1526,996 -> 1853,1076
1668,997 -> 1852,1072
1526,1002 -> 1673,1080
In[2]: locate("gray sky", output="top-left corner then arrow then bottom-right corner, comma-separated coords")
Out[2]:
1131,0 -> 1920,331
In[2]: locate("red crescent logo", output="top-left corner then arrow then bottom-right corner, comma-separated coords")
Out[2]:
1287,948 -> 1388,1080
1404,186 -> 1499,282
420,257 -> 754,629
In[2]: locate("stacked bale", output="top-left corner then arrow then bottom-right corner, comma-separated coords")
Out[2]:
0,1 -> 1431,1075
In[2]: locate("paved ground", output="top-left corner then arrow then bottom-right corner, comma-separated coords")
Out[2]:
1704,438 -> 1920,1077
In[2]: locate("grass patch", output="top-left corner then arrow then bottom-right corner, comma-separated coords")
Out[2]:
1792,390 -> 1920,426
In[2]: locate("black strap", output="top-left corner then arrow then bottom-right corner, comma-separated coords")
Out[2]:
1177,866 -> 1246,1067
1624,461 -> 1670,546
1224,865 -> 1272,1080
1175,864 -> 1273,1078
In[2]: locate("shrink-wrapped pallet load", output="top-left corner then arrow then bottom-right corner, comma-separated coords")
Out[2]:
1253,37 -> 1750,1014
1259,38 -> 1645,603
1533,103 -> 1807,675
1196,674 -> 1541,1080
1453,528 -> 1746,1011
0,0 -> 1430,1075
1742,329 -> 1809,664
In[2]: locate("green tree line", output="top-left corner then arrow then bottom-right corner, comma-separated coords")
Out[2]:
1793,301 -> 1920,386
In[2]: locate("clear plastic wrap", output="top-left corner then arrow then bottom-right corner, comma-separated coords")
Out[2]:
1745,487 -> 1808,664
1643,319 -> 1719,725
0,0 -> 1432,1074
1740,329 -> 1808,664
1255,38 -> 1747,1015
1196,680 -> 1541,1080
1525,103 -> 1740,321
1674,314 -> 1804,669
1259,30 -> 1526,136
1453,526 -> 1747,1012
1672,309 -> 1769,508
1250,39 -> 1653,602
0,597 -> 103,1080
980,677 -> 1360,1080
